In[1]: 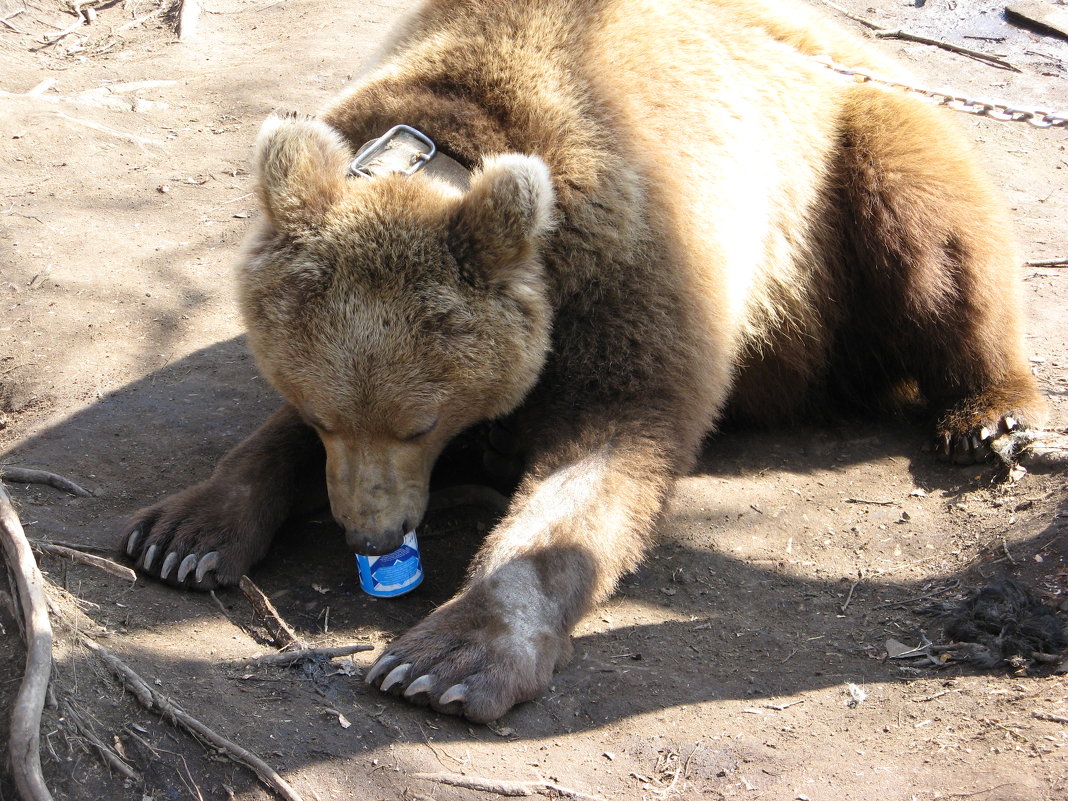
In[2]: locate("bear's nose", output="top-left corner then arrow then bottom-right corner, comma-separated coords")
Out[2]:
345,526 -> 406,556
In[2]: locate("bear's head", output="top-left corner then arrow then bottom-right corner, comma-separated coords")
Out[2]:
238,113 -> 555,555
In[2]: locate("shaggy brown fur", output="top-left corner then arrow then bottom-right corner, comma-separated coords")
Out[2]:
122,0 -> 1045,722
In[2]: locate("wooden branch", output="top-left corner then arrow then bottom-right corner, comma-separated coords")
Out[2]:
0,467 -> 93,497
1007,2 -> 1068,40
26,79 -> 57,97
31,541 -> 136,583
30,13 -> 84,52
415,772 -> 607,801
815,0 -> 1020,72
0,483 -> 55,801
80,636 -> 305,801
1,9 -> 30,34
239,575 -> 305,651
1032,710 -> 1068,724
117,7 -> 164,33
177,0 -> 200,40
1026,258 -> 1068,267
845,497 -> 895,506
241,643 -> 373,666
873,29 -> 1022,72
30,538 -> 110,554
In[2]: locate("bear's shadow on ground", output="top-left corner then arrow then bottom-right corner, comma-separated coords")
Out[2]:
7,337 -> 1065,752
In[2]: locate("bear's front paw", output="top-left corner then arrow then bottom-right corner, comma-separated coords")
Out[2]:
121,481 -> 273,591
365,582 -> 572,723
935,410 -> 1038,466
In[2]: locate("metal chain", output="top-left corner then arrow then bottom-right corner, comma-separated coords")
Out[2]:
813,55 -> 1068,129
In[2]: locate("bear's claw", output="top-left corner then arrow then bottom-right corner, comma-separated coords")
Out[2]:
125,521 -> 228,588
195,551 -> 220,583
364,652 -> 398,686
160,551 -> 179,581
125,526 -> 142,557
380,663 -> 412,692
403,673 -> 435,699
935,411 -> 1036,466
177,554 -> 199,583
438,683 -> 467,706
142,544 -> 159,571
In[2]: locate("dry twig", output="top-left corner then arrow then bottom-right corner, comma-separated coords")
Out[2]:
815,0 -> 1020,71
0,483 -> 55,801
0,466 -> 93,497
80,635 -> 305,801
1,9 -> 30,33
1032,710 -> 1068,724
209,588 -> 231,617
30,538 -> 110,554
31,540 -> 136,583
59,697 -> 141,783
874,29 -> 1021,72
872,581 -> 960,609
1026,258 -> 1068,268
117,7 -> 164,33
841,572 -> 864,613
846,497 -> 895,506
31,12 -> 84,52
945,785 -> 1016,799
239,575 -> 305,651
241,644 -> 373,666
415,771 -> 607,801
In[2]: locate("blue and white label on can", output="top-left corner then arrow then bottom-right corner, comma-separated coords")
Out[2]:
355,530 -> 423,597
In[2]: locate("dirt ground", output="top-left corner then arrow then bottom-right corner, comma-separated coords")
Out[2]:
1,1 -> 1067,799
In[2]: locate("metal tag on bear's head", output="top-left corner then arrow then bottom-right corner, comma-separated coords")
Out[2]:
348,125 -> 471,191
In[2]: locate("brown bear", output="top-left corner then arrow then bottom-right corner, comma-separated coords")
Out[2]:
122,0 -> 1045,722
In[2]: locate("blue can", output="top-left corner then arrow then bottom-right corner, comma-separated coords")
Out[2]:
355,530 -> 424,597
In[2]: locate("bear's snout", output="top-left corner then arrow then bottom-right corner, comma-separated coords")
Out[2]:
319,435 -> 430,555
345,524 -> 408,556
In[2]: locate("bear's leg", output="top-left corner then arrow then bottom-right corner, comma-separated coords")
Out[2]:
121,404 -> 326,589
835,85 -> 1046,464
365,418 -> 677,723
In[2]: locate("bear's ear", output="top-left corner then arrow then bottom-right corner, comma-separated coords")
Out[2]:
448,154 -> 555,284
253,112 -> 351,231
